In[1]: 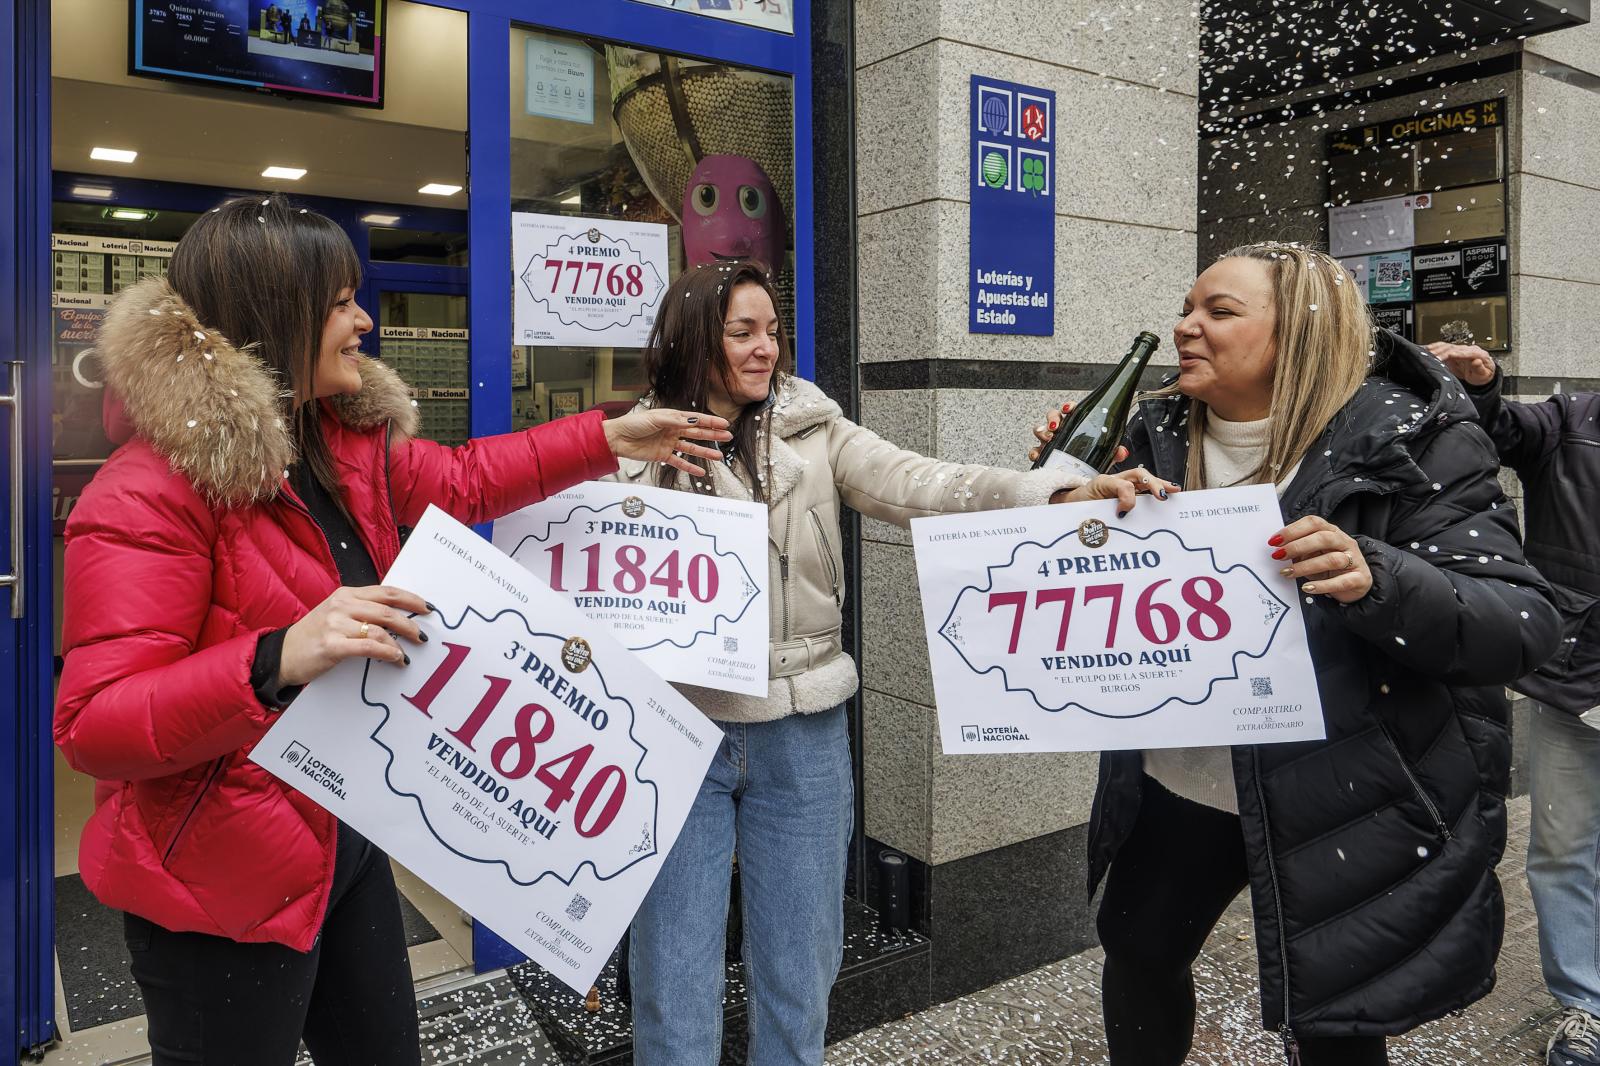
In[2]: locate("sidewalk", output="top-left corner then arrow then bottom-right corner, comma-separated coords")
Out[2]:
826,796 -> 1558,1065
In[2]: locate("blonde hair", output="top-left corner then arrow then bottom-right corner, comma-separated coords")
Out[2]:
1161,242 -> 1373,487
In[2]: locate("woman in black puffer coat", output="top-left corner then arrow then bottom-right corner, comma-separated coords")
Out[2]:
1046,244 -> 1562,1065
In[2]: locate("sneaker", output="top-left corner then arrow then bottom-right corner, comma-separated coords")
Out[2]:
1549,1007 -> 1600,1066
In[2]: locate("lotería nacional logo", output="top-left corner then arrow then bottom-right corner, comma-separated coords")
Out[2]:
561,635 -> 593,673
585,227 -> 602,243
1078,518 -> 1109,549
621,495 -> 645,518
961,725 -> 980,743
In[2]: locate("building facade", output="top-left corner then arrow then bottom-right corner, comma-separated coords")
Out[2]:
0,0 -> 1592,1059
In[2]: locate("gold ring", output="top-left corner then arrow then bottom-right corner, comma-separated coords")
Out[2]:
1342,551 -> 1356,571
358,622 -> 371,640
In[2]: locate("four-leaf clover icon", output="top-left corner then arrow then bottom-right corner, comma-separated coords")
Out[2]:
1021,155 -> 1046,194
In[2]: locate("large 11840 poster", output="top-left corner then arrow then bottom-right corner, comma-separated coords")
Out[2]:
912,486 -> 1325,754
252,506 -> 717,993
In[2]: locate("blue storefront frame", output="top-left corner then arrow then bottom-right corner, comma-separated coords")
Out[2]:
3,0 -> 815,1054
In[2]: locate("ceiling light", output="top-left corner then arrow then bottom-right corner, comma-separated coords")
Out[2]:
261,166 -> 307,180
70,185 -> 115,200
105,208 -> 157,222
561,194 -> 581,205
90,147 -> 138,164
361,212 -> 402,226
418,183 -> 462,196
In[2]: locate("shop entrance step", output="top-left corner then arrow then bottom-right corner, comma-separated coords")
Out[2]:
509,899 -> 931,1065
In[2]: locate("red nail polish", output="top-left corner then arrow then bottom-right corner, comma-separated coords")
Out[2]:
1268,535 -> 1284,547
1271,548 -> 1287,560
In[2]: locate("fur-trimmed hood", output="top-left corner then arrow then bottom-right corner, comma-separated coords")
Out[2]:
95,277 -> 420,507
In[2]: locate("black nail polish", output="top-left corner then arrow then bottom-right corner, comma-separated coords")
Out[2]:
424,601 -> 438,613
1117,508 -> 1129,519
402,652 -> 411,666
418,631 -> 429,643
1158,489 -> 1169,500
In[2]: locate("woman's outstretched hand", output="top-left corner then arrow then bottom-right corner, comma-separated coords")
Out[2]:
602,409 -> 733,476
1027,401 -> 1131,466
1051,467 -> 1179,515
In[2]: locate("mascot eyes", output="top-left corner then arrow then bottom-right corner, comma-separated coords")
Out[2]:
738,185 -> 766,219
691,183 -> 718,217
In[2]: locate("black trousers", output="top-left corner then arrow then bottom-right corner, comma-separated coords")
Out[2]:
124,824 -> 421,1066
1097,777 -> 1388,1066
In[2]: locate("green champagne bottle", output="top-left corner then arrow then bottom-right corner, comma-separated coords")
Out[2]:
1030,331 -> 1161,476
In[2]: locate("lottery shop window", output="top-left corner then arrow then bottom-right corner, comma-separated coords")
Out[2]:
507,26 -> 794,429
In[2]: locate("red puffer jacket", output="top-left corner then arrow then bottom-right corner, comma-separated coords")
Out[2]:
55,278 -> 617,951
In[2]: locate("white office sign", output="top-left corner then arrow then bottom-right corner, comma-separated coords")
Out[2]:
495,481 -> 769,697
630,0 -> 792,34
512,212 -> 669,349
912,486 -> 1325,754
252,506 -> 718,994
1328,194 -> 1417,258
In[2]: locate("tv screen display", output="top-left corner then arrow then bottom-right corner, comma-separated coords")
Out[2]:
129,0 -> 385,107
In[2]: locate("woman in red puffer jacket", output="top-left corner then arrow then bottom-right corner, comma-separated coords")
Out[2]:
54,194 -> 728,1066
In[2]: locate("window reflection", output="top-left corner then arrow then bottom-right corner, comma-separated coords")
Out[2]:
508,28 -> 794,429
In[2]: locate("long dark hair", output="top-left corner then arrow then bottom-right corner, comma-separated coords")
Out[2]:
166,193 -> 362,511
640,261 -> 790,500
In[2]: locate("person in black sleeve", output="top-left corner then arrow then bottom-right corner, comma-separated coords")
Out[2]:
1433,340 -> 1600,1066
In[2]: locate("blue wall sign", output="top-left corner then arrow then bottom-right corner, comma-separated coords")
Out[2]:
969,75 -> 1055,336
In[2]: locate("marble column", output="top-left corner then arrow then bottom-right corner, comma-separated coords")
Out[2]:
852,0 -> 1199,1002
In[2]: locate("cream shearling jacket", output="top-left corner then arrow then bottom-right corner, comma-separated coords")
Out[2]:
611,376 -> 1084,723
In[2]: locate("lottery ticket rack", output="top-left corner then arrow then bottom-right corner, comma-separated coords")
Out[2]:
378,326 -> 472,446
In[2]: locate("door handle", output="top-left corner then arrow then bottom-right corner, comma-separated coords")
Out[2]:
0,360 -> 24,618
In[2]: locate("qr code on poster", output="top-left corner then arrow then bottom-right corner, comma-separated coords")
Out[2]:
1375,259 -> 1405,287
565,894 -> 591,922
1250,677 -> 1274,698
724,636 -> 739,653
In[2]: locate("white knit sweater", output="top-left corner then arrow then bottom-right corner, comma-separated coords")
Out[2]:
1142,414 -> 1302,814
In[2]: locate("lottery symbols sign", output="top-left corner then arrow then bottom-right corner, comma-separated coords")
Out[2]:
254,506 -> 717,993
969,74 -> 1056,336
912,486 -> 1326,754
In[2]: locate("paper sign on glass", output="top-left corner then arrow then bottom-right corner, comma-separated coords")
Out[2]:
912,486 -> 1325,754
512,212 -> 669,348
251,506 -> 718,994
494,482 -> 769,696
1328,195 -> 1417,258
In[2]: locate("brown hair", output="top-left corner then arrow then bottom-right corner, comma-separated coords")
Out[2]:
640,261 -> 790,500
1162,242 -> 1372,487
166,193 -> 362,512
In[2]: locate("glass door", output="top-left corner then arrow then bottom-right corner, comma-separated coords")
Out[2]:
3,0 -> 59,1053
41,0 -> 477,1054
505,25 -> 796,435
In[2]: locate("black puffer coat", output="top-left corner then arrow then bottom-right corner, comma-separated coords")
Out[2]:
1464,369 -> 1600,714
1087,332 -> 1562,1042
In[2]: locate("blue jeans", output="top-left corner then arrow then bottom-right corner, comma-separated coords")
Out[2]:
630,705 -> 853,1066
1528,700 -> 1600,1013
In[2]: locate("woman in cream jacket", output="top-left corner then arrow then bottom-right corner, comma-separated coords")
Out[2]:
618,261 -> 1168,1066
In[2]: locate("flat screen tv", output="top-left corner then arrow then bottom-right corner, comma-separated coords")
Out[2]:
129,0 -> 386,107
